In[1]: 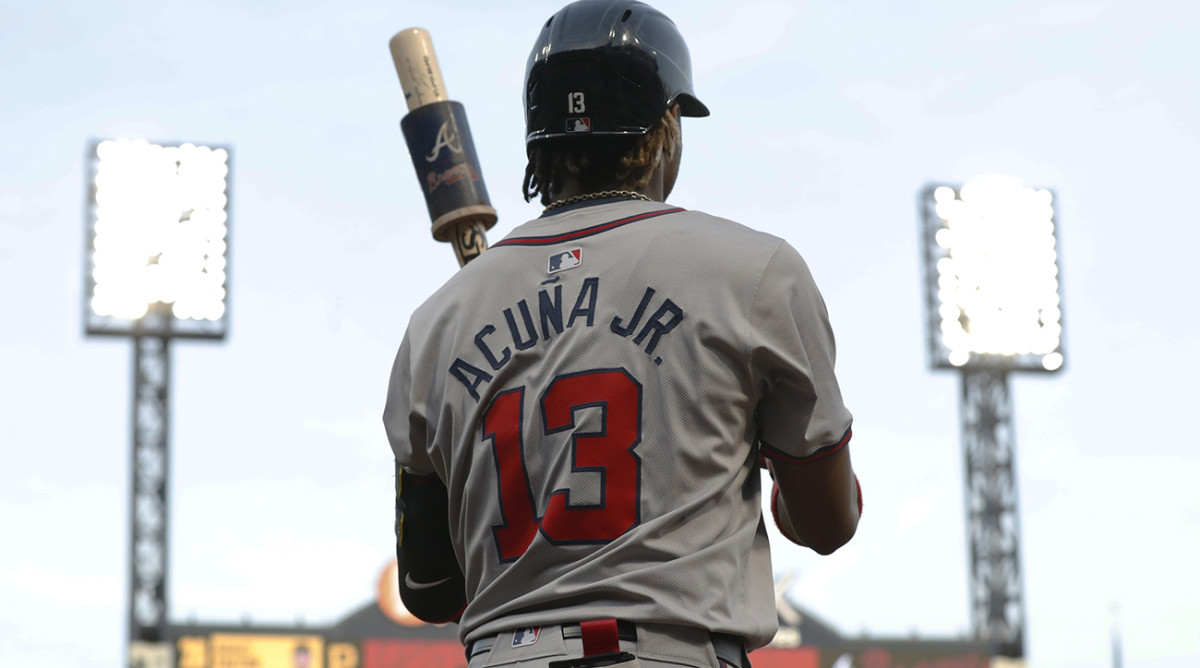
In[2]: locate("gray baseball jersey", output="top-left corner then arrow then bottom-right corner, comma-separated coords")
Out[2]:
384,199 -> 852,650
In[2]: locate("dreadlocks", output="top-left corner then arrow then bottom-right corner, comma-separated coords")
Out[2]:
522,110 -> 681,207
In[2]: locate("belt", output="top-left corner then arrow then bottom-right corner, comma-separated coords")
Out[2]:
467,620 -> 638,659
465,621 -> 746,667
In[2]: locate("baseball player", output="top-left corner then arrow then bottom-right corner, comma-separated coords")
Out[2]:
384,2 -> 862,667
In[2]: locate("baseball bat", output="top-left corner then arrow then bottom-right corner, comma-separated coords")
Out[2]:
389,27 -> 497,267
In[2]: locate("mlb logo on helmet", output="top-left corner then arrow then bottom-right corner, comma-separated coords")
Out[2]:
566,117 -> 591,133
548,248 -> 583,274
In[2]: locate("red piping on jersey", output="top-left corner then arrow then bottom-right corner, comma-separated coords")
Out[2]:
759,426 -> 852,465
492,207 -> 686,247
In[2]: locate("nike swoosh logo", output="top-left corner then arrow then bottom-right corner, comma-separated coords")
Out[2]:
404,574 -> 452,590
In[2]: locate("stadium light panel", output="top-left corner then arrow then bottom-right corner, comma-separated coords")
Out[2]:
921,175 -> 1065,372
85,138 -> 231,339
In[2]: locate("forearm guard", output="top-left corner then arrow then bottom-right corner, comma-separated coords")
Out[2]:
396,464 -> 467,623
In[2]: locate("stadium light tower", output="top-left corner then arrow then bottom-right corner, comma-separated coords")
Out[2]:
919,174 -> 1065,660
84,138 -> 232,663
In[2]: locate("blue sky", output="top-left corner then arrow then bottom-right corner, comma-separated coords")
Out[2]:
2,1 -> 1198,666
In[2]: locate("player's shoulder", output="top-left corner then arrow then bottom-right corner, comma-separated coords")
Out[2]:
403,258 -> 484,337
657,206 -> 792,261
670,206 -> 782,240
670,207 -> 821,289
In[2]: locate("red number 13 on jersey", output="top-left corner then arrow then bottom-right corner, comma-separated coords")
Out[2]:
483,369 -> 642,562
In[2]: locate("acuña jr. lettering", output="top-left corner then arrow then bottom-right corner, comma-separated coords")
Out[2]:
449,277 -> 684,401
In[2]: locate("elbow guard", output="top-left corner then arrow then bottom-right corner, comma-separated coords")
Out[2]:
396,466 -> 467,623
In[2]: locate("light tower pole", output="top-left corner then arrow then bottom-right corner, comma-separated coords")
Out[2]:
84,138 -> 232,665
919,175 -> 1065,659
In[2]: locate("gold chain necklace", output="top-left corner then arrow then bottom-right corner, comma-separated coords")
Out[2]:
544,189 -> 651,212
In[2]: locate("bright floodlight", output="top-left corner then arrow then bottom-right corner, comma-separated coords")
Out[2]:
85,138 -> 231,339
921,175 -> 1064,373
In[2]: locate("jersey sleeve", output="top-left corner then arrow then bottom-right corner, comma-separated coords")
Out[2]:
749,240 -> 853,462
383,329 -> 438,476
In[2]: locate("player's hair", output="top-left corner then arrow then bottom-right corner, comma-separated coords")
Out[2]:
522,110 -> 680,207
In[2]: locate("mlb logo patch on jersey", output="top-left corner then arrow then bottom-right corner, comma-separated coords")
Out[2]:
548,248 -> 583,274
511,627 -> 541,648
566,117 -> 591,133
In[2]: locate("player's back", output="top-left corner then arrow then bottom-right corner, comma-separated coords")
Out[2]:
399,199 -> 818,649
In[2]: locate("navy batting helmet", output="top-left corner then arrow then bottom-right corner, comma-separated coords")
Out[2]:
524,0 -> 710,146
